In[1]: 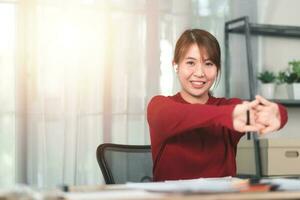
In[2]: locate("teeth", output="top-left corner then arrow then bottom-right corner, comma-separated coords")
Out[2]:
191,81 -> 205,85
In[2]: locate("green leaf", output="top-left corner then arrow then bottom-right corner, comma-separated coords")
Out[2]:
257,70 -> 276,83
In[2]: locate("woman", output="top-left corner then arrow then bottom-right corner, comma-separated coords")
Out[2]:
147,29 -> 288,181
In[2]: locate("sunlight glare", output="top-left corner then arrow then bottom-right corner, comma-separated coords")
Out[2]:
160,39 -> 174,95
0,4 -> 15,54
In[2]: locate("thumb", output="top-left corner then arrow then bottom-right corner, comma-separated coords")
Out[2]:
260,125 -> 275,134
255,95 -> 271,106
249,99 -> 260,109
241,101 -> 250,111
233,102 -> 249,117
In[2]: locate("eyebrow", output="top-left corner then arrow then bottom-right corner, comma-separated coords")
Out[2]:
185,57 -> 197,60
185,57 -> 211,61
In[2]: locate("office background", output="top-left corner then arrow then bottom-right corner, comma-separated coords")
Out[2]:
0,0 -> 299,188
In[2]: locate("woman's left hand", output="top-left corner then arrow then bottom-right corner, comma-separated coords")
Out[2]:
253,95 -> 281,134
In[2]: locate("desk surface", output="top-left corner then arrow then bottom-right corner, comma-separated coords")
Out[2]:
65,184 -> 300,200
168,191 -> 300,200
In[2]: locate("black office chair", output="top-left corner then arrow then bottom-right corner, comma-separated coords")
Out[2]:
96,143 -> 153,184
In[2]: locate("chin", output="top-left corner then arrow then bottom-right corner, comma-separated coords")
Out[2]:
190,89 -> 208,97
191,93 -> 206,98
187,90 -> 206,98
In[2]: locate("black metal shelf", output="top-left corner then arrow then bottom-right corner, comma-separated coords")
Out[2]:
273,99 -> 300,107
225,16 -> 300,107
225,16 -> 300,179
227,23 -> 300,38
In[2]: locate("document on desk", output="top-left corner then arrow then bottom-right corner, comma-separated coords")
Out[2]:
262,178 -> 300,191
64,190 -> 166,200
126,177 -> 247,193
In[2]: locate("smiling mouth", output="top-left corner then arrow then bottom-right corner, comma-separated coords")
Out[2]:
190,81 -> 206,88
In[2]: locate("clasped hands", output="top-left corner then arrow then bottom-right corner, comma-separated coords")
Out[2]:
233,95 -> 281,135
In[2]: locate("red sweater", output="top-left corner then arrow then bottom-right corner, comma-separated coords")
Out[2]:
147,93 -> 288,181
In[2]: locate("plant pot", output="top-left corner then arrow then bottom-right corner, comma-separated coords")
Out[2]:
275,84 -> 288,99
259,83 -> 275,99
287,83 -> 300,99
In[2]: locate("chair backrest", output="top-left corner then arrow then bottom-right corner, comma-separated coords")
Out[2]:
96,143 -> 153,184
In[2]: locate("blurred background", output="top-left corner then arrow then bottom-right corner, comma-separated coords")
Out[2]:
0,0 -> 299,188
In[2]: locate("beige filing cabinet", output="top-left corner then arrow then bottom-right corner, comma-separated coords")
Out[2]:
236,138 -> 300,176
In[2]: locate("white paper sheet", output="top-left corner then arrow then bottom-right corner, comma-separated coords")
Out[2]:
125,177 -> 247,193
64,190 -> 165,200
262,178 -> 300,191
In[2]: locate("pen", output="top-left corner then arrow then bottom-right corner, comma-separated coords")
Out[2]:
246,109 -> 251,140
60,184 -> 126,192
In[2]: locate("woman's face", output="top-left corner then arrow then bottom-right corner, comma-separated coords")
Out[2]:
177,44 -> 218,104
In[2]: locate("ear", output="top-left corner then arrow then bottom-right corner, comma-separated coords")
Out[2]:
174,65 -> 178,73
173,62 -> 178,73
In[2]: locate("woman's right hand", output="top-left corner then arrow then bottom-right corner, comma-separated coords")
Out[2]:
233,100 -> 264,133
253,95 -> 281,134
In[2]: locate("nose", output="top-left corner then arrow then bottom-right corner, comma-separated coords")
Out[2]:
194,64 -> 205,77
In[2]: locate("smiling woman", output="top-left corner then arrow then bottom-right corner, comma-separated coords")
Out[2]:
147,29 -> 288,182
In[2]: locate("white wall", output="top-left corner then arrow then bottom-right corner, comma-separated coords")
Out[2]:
258,0 -> 300,74
228,0 -> 258,99
258,0 -> 300,138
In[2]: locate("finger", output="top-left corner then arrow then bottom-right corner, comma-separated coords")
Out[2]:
258,112 -> 270,122
233,104 -> 248,119
253,117 -> 267,133
253,105 -> 265,111
241,101 -> 250,111
255,123 -> 266,135
255,122 -> 266,130
255,95 -> 271,106
255,116 -> 269,126
260,125 -> 276,134
242,125 -> 259,132
249,99 -> 260,108
238,101 -> 250,113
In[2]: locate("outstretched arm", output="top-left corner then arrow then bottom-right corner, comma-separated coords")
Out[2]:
147,96 -> 260,141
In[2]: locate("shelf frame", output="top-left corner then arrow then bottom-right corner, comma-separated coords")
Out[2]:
225,16 -> 300,100
227,23 -> 300,38
225,16 -> 300,178
272,99 -> 300,107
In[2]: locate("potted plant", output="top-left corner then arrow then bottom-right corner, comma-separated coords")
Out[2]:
275,71 -> 289,99
257,70 -> 276,99
286,60 -> 300,99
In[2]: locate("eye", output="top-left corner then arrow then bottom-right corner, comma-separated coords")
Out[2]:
205,61 -> 214,67
186,61 -> 195,66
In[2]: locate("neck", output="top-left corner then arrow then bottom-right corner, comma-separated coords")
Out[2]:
180,91 -> 209,104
